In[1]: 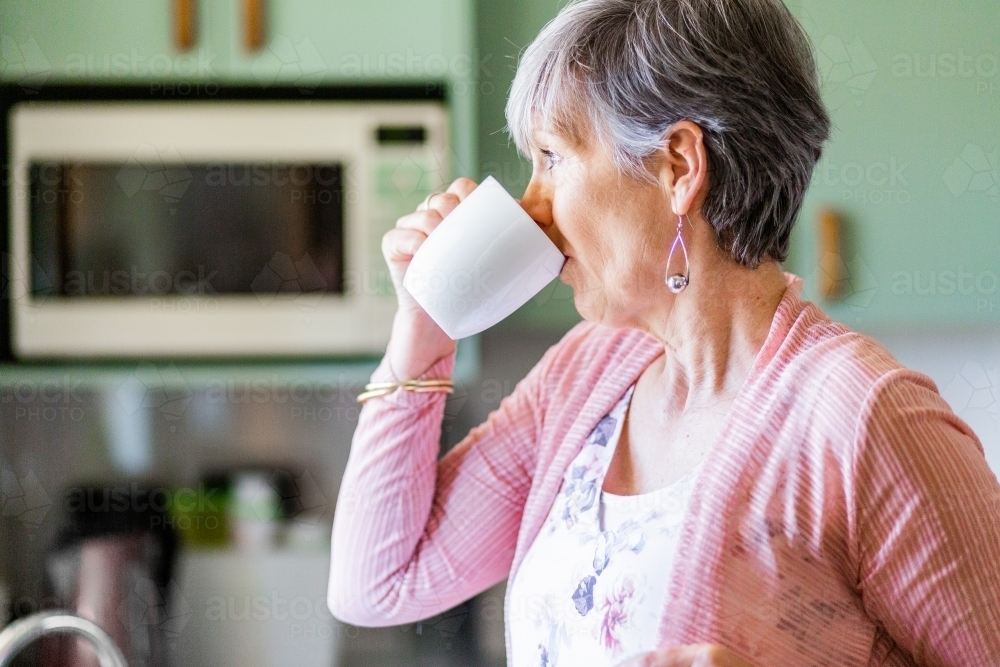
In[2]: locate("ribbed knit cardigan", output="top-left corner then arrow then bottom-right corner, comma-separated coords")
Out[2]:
328,273 -> 1000,666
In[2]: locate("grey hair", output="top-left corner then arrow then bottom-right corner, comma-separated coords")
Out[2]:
505,0 -> 831,268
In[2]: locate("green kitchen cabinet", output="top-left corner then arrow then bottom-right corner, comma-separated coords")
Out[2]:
478,0 -> 1000,333
787,0 -> 1000,332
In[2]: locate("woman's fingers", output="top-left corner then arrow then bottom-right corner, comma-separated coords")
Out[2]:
395,177 -> 479,238
415,176 -> 476,214
428,191 -> 461,219
396,208 -> 445,235
445,176 -> 478,201
382,227 -> 426,264
406,176 -> 479,228
380,176 -> 481,311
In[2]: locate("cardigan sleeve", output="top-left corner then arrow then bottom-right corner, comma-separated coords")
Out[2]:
327,330 -> 568,627
853,368 -> 1000,666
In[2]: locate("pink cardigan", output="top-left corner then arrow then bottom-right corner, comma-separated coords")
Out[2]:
328,273 -> 1000,666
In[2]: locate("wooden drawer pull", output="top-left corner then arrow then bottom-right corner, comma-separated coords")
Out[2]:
817,206 -> 846,300
243,0 -> 266,52
173,0 -> 196,52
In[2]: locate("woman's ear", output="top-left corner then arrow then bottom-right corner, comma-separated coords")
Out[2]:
657,120 -> 708,217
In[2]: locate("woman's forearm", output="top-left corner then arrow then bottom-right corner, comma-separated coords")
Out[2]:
327,347 -> 456,626
328,321 -> 562,627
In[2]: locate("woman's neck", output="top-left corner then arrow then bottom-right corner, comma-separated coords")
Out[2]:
642,256 -> 789,412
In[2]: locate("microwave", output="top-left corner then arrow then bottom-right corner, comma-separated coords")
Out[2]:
4,86 -> 450,359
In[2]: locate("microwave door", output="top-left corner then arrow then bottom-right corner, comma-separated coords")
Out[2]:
30,162 -> 346,301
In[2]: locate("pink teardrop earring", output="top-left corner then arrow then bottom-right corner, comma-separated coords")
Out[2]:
664,214 -> 690,293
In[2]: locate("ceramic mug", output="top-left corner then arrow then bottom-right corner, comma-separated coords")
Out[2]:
402,176 -> 567,339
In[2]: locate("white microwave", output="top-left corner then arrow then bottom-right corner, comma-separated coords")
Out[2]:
7,95 -> 449,358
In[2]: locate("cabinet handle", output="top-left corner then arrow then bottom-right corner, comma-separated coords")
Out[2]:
173,0 -> 197,51
243,0 -> 266,52
817,206 -> 845,300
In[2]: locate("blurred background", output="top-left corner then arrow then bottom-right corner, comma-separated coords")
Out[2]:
0,0 -> 997,665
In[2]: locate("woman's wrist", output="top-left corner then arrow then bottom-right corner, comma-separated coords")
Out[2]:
386,308 -> 457,382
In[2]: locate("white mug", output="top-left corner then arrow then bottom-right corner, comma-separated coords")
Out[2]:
402,176 -> 567,339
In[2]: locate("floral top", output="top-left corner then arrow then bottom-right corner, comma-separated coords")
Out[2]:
508,384 -> 705,667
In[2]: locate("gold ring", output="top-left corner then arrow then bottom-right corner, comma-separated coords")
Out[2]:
418,190 -> 445,211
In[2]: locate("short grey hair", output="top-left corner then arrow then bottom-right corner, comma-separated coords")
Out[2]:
506,0 -> 831,268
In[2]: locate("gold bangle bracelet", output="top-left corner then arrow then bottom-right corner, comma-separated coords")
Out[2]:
357,379 -> 454,403
363,379 -> 453,390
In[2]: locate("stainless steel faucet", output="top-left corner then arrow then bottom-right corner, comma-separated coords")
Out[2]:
0,610 -> 128,667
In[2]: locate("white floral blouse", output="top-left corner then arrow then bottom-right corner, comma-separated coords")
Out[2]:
508,384 -> 705,667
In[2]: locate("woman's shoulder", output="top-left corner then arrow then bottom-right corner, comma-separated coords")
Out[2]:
542,303 -> 945,425
777,301 -> 943,424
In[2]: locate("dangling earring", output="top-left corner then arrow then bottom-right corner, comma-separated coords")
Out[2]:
665,214 -> 690,293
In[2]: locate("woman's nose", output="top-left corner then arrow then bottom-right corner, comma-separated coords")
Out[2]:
518,178 -> 553,228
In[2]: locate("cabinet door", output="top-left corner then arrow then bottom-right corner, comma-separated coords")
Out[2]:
0,0 -> 474,88
787,0 -> 1000,329
0,0 -> 226,84
228,0 -> 470,86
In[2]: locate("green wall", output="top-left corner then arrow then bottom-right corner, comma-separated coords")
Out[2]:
477,0 -> 1000,333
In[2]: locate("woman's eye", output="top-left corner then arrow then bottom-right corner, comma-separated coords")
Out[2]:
540,149 -> 561,170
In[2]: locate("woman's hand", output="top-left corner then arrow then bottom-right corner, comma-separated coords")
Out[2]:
382,177 -> 476,314
613,644 -> 755,667
381,177 -> 478,380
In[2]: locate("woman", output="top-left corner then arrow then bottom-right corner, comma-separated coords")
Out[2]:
328,0 -> 1000,665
